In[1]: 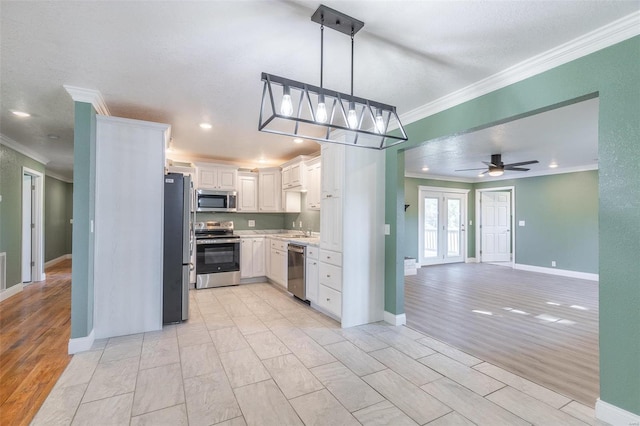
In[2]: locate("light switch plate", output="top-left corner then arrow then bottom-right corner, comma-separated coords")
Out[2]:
519,220 -> 526,226
248,220 -> 255,228
384,224 -> 391,235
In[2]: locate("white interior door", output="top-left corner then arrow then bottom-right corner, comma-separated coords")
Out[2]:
22,174 -> 33,283
420,190 -> 466,265
481,191 -> 512,262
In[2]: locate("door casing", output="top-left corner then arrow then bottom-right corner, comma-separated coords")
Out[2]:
21,167 -> 45,283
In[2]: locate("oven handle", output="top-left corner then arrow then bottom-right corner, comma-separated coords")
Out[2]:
197,238 -> 240,245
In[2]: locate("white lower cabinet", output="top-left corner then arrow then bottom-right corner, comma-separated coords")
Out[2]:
240,237 -> 265,278
317,248 -> 342,319
305,246 -> 319,303
268,239 -> 287,288
318,284 -> 342,318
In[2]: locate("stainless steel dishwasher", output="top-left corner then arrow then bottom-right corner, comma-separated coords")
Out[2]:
287,244 -> 306,300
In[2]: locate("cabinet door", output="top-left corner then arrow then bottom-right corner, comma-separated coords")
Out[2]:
306,257 -> 319,303
282,166 -> 291,189
320,196 -> 343,252
240,238 -> 253,278
306,162 -> 321,210
218,168 -> 237,191
259,170 -> 281,212
238,173 -> 258,212
321,143 -> 344,198
290,163 -> 302,186
252,238 -> 266,277
198,168 -> 217,190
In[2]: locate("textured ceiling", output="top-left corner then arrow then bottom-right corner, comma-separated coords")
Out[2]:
1,1 -> 637,181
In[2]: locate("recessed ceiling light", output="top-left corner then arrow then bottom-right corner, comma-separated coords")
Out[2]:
293,138 -> 304,144
549,163 -> 558,168
478,173 -> 485,177
421,166 -> 429,171
12,110 -> 31,118
257,158 -> 267,164
199,123 -> 212,130
47,134 -> 60,140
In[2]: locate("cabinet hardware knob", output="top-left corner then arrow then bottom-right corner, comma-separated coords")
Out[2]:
326,275 -> 330,278
326,298 -> 330,301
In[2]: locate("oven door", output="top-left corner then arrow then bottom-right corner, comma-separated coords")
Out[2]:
196,238 -> 240,274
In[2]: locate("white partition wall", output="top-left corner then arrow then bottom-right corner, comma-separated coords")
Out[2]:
93,115 -> 168,339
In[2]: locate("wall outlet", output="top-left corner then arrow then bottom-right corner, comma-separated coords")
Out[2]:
248,219 -> 255,228
551,260 -> 556,267
70,218 -> 73,224
299,221 -> 303,228
292,221 -> 296,227
469,220 -> 473,226
519,220 -> 526,226
384,224 -> 391,235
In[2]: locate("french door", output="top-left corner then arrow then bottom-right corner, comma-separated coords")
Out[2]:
419,188 -> 467,266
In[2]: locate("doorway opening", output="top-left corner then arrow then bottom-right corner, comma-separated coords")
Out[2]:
476,187 -> 515,267
418,186 -> 469,266
21,167 -> 45,284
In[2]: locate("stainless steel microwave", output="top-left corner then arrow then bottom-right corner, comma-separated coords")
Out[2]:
195,189 -> 237,212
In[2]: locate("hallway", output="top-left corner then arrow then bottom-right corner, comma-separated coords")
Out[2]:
0,259 -> 72,425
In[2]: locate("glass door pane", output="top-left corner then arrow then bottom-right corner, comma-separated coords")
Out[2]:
446,198 -> 461,257
424,197 -> 439,259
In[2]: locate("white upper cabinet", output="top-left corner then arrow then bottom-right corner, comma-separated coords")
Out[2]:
237,172 -> 258,212
196,163 -> 238,191
281,156 -> 312,191
306,157 -> 321,210
321,144 -> 344,198
258,168 -> 281,212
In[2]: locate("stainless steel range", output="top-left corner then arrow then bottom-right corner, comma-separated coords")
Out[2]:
195,221 -> 240,289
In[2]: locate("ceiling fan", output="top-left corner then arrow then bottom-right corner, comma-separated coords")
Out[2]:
456,154 -> 539,177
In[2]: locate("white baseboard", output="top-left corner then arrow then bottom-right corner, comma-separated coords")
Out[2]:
514,263 -> 598,281
0,283 -> 23,302
68,329 -> 95,354
466,257 -> 478,263
596,398 -> 640,425
384,311 -> 407,326
45,253 -> 72,268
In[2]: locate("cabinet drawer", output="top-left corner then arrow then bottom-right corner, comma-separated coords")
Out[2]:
319,249 -> 342,266
306,246 -> 319,260
270,239 -> 286,250
319,262 -> 342,292
318,284 -> 341,318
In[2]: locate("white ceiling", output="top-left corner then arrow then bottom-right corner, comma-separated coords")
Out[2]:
1,1 -> 638,181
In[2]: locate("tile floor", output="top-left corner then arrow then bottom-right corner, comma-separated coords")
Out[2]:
32,282 -> 607,425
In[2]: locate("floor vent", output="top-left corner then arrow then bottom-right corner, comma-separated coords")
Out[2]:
0,252 -> 6,291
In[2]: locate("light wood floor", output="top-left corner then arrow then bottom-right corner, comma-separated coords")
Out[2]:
405,262 -> 599,406
0,260 -> 72,426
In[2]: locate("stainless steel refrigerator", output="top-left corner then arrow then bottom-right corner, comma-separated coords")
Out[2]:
163,173 -> 191,323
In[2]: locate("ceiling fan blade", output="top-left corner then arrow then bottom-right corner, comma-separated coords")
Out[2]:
481,161 -> 498,167
505,167 -> 530,171
455,167 -> 487,171
504,160 -> 539,167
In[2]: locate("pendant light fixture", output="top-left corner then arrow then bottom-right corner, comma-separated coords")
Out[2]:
259,4 -> 408,150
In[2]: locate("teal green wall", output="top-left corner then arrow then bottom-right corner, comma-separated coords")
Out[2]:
405,170 -> 598,273
196,193 -> 320,233
404,177 -> 474,260
386,37 -> 640,415
285,193 -> 320,232
71,102 -> 96,339
44,175 -> 73,262
196,212 -> 285,230
0,144 -> 46,288
475,171 -> 598,273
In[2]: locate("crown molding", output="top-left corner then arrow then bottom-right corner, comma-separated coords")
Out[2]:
407,164 -> 599,183
45,170 -> 73,183
0,134 -> 50,165
398,11 -> 640,128
63,85 -> 111,116
405,172 -> 475,184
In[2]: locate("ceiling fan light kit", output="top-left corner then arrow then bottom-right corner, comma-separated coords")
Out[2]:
456,153 -> 539,177
258,4 -> 408,150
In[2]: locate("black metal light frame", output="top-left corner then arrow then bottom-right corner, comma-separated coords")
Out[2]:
258,4 -> 408,150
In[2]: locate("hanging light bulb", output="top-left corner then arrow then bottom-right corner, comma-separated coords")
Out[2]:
375,108 -> 385,134
281,86 -> 293,116
347,101 -> 358,129
316,94 -> 328,123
